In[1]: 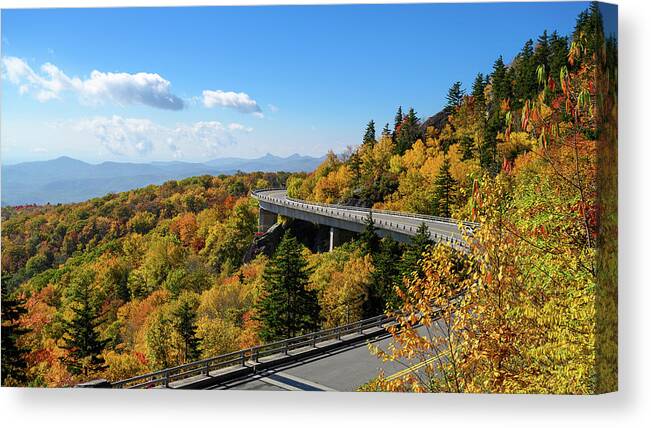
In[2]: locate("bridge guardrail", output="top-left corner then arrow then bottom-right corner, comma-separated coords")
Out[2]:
251,188 -> 479,229
251,188 -> 472,250
112,313 -> 392,389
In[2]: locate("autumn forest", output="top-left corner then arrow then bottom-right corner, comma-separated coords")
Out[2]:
1,3 -> 617,394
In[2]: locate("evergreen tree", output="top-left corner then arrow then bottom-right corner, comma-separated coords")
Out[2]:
381,123 -> 391,137
60,269 -> 107,376
445,81 -> 466,113
399,223 -> 433,281
432,157 -> 457,217
549,31 -> 569,90
513,39 -> 537,106
393,106 -> 404,137
255,232 -> 320,341
572,2 -> 604,63
471,73 -> 486,114
171,292 -> 200,362
533,30 -> 551,73
395,108 -> 422,155
490,56 -> 511,106
480,111 -> 501,174
1,286 -> 29,386
365,237 -> 403,316
360,212 -> 381,255
460,136 -> 475,161
363,120 -> 376,146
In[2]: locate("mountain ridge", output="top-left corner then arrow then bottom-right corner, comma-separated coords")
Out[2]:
1,153 -> 326,206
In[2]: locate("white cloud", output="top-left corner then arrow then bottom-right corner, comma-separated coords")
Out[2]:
268,104 -> 279,113
172,121 -> 234,154
66,116 -> 251,158
227,123 -> 253,132
2,56 -> 184,110
72,116 -> 158,156
202,89 -> 262,116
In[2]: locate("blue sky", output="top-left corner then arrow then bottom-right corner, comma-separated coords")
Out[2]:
1,2 -> 597,164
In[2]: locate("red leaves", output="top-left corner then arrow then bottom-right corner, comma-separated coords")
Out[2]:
502,158 -> 513,174
569,200 -> 598,241
521,100 -> 530,130
547,75 -> 556,93
134,351 -> 148,366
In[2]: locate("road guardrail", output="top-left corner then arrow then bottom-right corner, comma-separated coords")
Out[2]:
251,188 -> 474,250
111,313 -> 392,389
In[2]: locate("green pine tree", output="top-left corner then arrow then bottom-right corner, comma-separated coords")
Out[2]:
549,31 -> 569,91
1,285 -> 29,386
395,108 -> 422,155
363,120 -> 376,146
60,269 -> 107,377
381,122 -> 391,137
480,111 -> 502,174
460,135 -> 475,161
360,212 -> 381,256
432,157 -> 457,217
255,232 -> 320,341
513,39 -> 537,107
490,55 -> 511,106
364,237 -> 403,317
171,292 -> 200,362
533,30 -> 551,73
471,72 -> 486,115
572,2 -> 604,67
399,223 -> 433,281
445,81 -> 466,113
393,106 -> 404,138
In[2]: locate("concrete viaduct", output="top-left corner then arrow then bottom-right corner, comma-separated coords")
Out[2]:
251,188 -> 473,250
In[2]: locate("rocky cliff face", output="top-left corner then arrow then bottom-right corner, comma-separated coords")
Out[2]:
242,222 -> 286,264
421,109 -> 450,134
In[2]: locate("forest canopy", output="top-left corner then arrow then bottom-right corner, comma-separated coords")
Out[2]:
2,2 -> 616,393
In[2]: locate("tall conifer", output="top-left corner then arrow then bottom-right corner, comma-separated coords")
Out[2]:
255,232 -> 319,341
1,287 -> 29,385
490,56 -> 511,106
472,73 -> 486,115
395,108 -> 422,155
363,120 -> 376,146
432,157 -> 457,217
445,81 -> 466,113
60,270 -> 106,376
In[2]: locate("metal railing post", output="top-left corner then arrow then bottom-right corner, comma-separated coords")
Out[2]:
164,370 -> 170,388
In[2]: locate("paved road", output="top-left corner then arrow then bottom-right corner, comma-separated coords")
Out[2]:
253,189 -> 469,244
211,331 -> 398,391
211,325 -> 441,392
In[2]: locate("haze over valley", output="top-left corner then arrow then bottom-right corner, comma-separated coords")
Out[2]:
1,153 -> 325,205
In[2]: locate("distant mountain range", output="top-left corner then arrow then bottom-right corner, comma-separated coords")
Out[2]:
1,153 -> 325,206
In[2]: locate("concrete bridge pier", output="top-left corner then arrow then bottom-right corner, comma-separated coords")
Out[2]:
259,208 -> 278,233
329,226 -> 343,252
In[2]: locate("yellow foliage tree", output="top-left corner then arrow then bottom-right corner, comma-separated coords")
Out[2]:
309,247 -> 374,328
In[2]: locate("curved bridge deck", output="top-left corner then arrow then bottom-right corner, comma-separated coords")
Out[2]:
252,189 -> 473,246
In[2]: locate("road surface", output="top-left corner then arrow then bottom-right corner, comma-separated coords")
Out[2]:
253,189 -> 471,245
